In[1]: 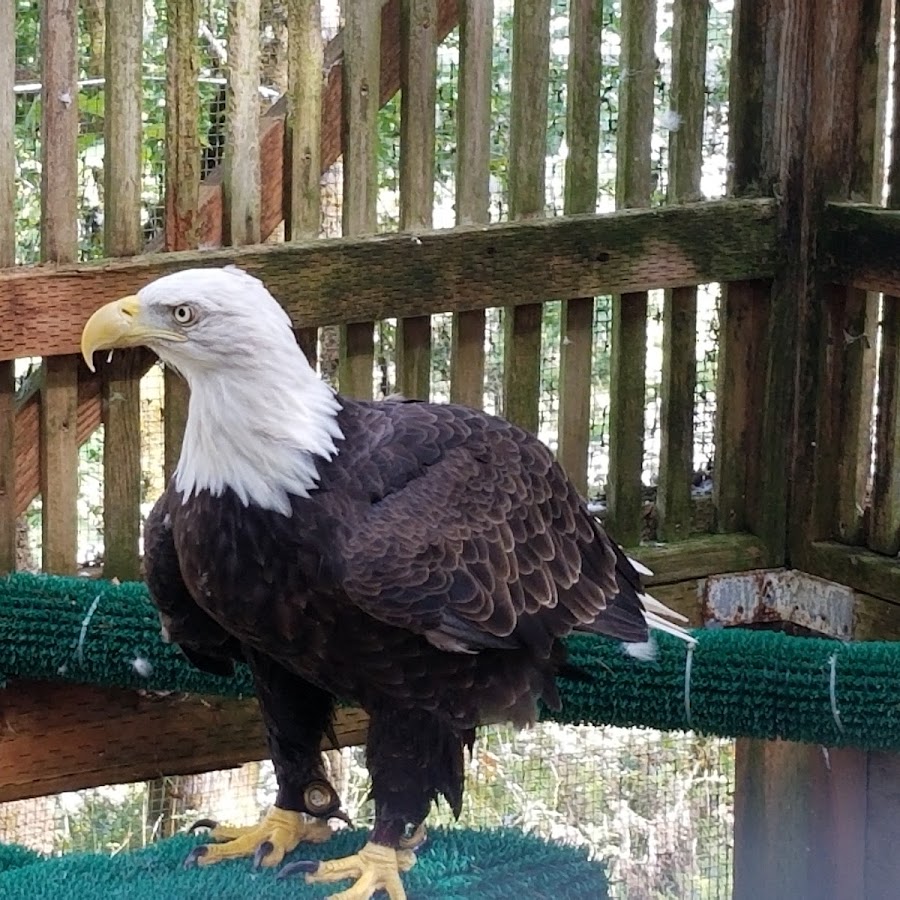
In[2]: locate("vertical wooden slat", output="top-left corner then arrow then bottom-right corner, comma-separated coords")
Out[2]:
338,0 -> 380,399
104,2 -> 143,256
40,0 -> 80,574
502,0 -> 550,433
557,0 -> 600,496
871,301 -> 900,554
163,373 -> 190,483
714,280 -> 768,533
834,290 -> 878,544
163,0 -> 201,480
656,0 -> 708,541
828,0 -> 893,544
449,0 -> 492,409
0,355 -> 11,571
395,0 -> 437,401
714,0 -> 772,536
0,0 -> 15,571
756,0 -> 809,566
780,0 -> 884,560
286,0 -> 322,240
101,0 -> 144,581
163,0 -> 201,252
868,1 -> 900,556
285,0 -> 323,364
224,0 -> 262,246
864,752 -> 900,898
606,0 -> 656,546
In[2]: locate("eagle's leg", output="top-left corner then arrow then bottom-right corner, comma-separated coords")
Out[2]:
280,708 -> 467,900
185,654 -> 347,869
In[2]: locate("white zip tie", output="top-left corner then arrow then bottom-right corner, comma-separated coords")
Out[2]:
76,593 -> 102,664
684,642 -> 695,730
828,651 -> 844,735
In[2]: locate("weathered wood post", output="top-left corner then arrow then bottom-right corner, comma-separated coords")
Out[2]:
39,0 -> 80,574
0,0 -> 15,573
729,0 -> 896,897
102,0 -> 146,582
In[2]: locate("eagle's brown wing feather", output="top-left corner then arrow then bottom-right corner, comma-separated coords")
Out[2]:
143,492 -> 242,675
331,400 -> 649,657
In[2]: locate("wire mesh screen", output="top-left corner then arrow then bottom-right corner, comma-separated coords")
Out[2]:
10,0 -> 737,562
0,724 -> 734,899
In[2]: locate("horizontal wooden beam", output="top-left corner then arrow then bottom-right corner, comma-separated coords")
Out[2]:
630,532 -> 768,585
0,679 -> 370,803
822,202 -> 900,295
805,539 -> 900,605
1,198 -> 776,361
853,586 -> 900,641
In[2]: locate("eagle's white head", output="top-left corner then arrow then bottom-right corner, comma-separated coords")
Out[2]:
80,266 -> 344,515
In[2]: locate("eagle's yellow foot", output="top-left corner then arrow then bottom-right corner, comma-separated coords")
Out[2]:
184,806 -> 332,870
278,841 -> 417,900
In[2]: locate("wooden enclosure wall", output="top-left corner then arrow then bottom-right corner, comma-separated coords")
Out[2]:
1,0 -> 896,634
2,0 -> 900,683
3,0 -> 900,894
0,0 -> 779,603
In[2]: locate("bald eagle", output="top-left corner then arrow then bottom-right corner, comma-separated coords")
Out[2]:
81,267 -> 694,900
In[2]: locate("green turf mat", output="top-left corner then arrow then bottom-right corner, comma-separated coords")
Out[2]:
3,571 -> 900,749
0,827 -> 610,899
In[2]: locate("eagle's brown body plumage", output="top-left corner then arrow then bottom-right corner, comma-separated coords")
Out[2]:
82,268 -> 691,892
145,396 -> 651,828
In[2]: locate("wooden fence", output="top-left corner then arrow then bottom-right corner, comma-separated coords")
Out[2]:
1,0 -> 900,618
4,0 -> 900,893
0,0 -> 776,595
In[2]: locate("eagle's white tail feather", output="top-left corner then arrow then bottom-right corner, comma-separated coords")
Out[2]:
626,554 -> 654,578
639,591 -> 689,624
642,609 -> 697,644
626,555 -> 694,641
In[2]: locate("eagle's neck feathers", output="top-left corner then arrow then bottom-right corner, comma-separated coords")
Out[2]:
174,347 -> 344,516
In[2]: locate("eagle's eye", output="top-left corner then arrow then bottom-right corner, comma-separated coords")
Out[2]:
172,305 -> 195,326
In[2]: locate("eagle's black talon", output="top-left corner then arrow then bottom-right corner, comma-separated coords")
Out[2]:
187,817 -> 218,834
276,859 -> 321,879
183,845 -> 209,868
328,809 -> 353,828
253,840 -> 274,870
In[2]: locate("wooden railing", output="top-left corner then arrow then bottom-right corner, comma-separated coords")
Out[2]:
1,198 -> 778,579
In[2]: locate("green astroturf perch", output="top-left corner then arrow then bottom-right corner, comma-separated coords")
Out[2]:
6,574 -> 900,750
78,267 -> 694,899
0,829 -> 611,899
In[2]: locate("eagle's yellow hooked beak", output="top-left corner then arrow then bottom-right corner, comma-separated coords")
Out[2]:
80,295 -> 183,372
